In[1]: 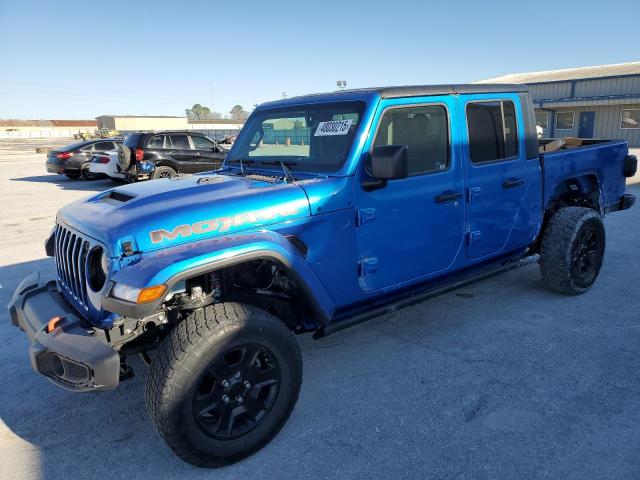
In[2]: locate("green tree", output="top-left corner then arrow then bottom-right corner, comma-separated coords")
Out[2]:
185,104 -> 221,120
230,105 -> 249,121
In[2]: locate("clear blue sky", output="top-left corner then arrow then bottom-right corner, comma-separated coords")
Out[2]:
0,0 -> 638,119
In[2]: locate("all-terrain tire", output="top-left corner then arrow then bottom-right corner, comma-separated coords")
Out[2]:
145,302 -> 302,468
539,206 -> 605,295
151,165 -> 177,180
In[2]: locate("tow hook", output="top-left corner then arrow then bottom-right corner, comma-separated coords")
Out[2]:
119,356 -> 135,382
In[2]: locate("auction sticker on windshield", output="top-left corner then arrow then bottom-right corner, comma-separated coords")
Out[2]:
314,119 -> 353,136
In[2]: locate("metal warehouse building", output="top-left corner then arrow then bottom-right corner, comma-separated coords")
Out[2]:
96,115 -> 243,139
479,62 -> 640,146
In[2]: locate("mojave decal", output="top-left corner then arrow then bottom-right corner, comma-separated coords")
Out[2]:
149,205 -> 300,244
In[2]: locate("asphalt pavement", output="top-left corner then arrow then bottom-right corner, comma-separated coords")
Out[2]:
1,139 -> 639,480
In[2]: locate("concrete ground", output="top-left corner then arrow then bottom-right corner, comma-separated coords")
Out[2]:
0,138 -> 639,480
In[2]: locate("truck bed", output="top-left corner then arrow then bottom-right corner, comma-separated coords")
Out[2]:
540,138 -> 629,212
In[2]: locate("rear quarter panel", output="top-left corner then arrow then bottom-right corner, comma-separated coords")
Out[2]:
541,140 -> 629,211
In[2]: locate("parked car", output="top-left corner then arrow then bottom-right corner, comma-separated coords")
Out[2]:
118,131 -> 226,181
46,139 -> 123,179
216,135 -> 236,151
10,84 -> 637,467
88,149 -> 125,183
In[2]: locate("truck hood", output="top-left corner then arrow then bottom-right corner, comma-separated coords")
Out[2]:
57,173 -> 311,255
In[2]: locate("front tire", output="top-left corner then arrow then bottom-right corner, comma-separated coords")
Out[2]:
540,206 -> 605,295
145,303 -> 302,467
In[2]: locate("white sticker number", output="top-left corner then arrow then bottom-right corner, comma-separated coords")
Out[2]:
314,119 -> 353,136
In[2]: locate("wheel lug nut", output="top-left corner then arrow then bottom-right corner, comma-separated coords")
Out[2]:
222,380 -> 230,388
244,381 -> 251,389
222,395 -> 230,403
236,396 -> 243,404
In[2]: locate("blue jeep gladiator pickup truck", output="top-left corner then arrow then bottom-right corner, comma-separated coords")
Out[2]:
9,84 -> 637,467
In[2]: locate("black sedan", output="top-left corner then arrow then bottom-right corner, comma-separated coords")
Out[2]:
46,139 -> 123,180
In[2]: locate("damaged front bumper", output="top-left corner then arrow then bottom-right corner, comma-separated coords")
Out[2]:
7,272 -> 120,392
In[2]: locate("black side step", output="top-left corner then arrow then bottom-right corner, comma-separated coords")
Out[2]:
313,254 -> 540,339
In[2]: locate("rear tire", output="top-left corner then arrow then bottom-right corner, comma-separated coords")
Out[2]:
81,163 -> 97,180
151,165 -> 177,179
145,303 -> 302,468
539,206 -> 605,295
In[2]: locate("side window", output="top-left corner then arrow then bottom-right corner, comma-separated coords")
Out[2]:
191,135 -> 215,150
373,105 -> 449,175
466,100 -> 519,164
169,134 -> 191,150
147,135 -> 165,149
93,141 -> 114,151
80,144 -> 94,152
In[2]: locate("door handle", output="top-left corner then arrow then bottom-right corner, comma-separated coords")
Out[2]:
435,191 -> 462,203
502,178 -> 525,189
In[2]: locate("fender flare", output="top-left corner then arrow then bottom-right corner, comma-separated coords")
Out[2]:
103,231 -> 334,324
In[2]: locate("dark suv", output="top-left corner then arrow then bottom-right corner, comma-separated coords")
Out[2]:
118,131 -> 226,180
46,139 -> 122,179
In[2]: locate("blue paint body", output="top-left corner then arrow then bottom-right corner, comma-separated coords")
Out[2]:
52,88 -> 631,328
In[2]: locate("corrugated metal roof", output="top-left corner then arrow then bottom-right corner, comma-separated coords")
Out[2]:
0,119 -> 97,128
0,119 -> 52,128
188,118 -> 244,124
96,115 -> 184,119
476,62 -> 640,84
50,120 -> 97,127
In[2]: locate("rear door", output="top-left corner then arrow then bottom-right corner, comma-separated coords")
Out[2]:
190,135 -> 224,171
461,95 -> 541,259
167,134 -> 196,172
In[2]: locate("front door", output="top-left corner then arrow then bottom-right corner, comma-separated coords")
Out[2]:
461,95 -> 541,260
354,97 -> 465,292
578,111 -> 595,138
190,135 -> 225,171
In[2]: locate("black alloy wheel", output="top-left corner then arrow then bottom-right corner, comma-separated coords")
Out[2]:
192,343 -> 281,440
570,221 -> 604,289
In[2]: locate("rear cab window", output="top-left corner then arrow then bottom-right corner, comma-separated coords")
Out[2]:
466,100 -> 519,163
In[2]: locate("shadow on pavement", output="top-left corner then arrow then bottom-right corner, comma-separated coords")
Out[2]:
10,174 -> 116,192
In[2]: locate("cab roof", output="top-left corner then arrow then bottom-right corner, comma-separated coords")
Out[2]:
258,84 -> 529,109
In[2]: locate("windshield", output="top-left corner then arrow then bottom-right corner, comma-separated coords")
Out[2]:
228,101 -> 365,173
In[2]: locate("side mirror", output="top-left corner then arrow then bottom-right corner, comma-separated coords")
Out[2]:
363,145 -> 408,190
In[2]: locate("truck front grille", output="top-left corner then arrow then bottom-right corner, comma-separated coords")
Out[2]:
54,224 -> 90,311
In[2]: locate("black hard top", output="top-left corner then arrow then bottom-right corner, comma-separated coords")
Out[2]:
259,84 -> 529,108
376,83 -> 528,98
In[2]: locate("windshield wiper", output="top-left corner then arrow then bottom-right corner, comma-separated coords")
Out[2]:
262,160 -> 296,183
227,158 -> 255,175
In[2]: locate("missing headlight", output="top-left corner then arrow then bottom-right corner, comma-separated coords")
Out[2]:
88,246 -> 108,291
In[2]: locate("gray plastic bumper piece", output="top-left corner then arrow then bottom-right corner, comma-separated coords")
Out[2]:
7,272 -> 120,392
